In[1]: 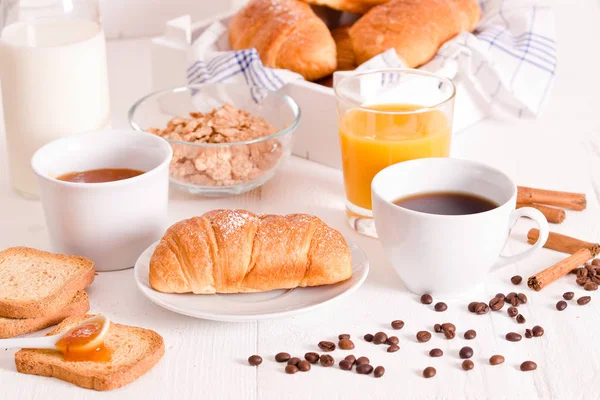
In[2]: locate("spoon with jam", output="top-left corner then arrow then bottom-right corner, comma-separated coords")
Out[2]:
0,314 -> 111,362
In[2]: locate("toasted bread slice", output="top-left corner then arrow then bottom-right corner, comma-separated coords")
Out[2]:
15,315 -> 165,391
0,291 -> 90,339
0,247 -> 95,318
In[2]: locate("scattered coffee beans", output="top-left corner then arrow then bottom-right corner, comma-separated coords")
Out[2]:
319,354 -> 334,367
525,329 -> 533,338
520,361 -> 537,371
441,323 -> 456,339
364,334 -> 374,342
339,359 -> 353,371
421,294 -> 433,304
298,360 -> 311,372
489,297 -> 505,311
276,352 -> 291,362
387,344 -> 400,353
285,365 -> 299,374
516,314 -> 526,324
556,300 -> 567,311
489,355 -> 505,365
391,320 -> 405,330
429,348 -> 443,357
584,282 -> 598,291
338,334 -> 351,340
577,296 -> 591,305
417,331 -> 432,343
318,341 -> 336,352
468,302 -> 478,312
339,338 -> 355,350
496,293 -> 506,301
462,360 -> 474,371
387,336 -> 399,345
459,346 -> 474,359
434,302 -> 448,312
374,366 -> 385,378
532,325 -> 544,337
511,275 -> 523,285
518,293 -> 528,304
356,356 -> 370,366
576,277 -> 588,286
304,352 -> 320,364
434,323 -> 442,333
423,367 -> 436,378
356,364 -> 374,375
464,329 -> 477,340
506,332 -> 522,342
508,306 -> 519,317
373,332 -> 388,345
248,355 -> 262,366
288,357 -> 301,366
475,302 -> 489,315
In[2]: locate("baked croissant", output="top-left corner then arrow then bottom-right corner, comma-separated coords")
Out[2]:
149,210 -> 352,294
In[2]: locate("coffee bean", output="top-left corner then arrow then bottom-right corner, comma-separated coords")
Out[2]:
288,357 -> 301,366
510,296 -> 520,307
285,365 -> 299,374
373,332 -> 388,345
391,320 -> 405,330
577,268 -> 588,278
578,296 -> 592,305
304,352 -> 320,364
525,329 -> 533,338
339,338 -> 355,350
563,292 -> 575,300
429,348 -> 443,357
586,263 -> 595,272
576,277 -> 588,286
489,355 -> 505,365
532,325 -> 544,337
339,359 -> 353,371
475,302 -> 489,315
434,302 -> 448,312
464,329 -> 477,340
520,361 -> 537,371
511,275 -> 523,285
589,268 -> 597,277
593,276 -> 600,285
468,302 -> 478,312
356,364 -> 374,375
506,292 -> 517,300
434,323 -> 442,333
593,259 -> 600,266
496,293 -> 506,301
508,306 -> 519,317
462,360 -> 474,371
417,331 -> 432,343
506,332 -> 522,342
386,336 -> 399,345
421,294 -> 433,304
319,354 -> 334,367
345,355 -> 356,365
555,301 -> 567,312
275,352 -> 291,362
441,323 -> 456,339
423,367 -> 436,378
387,344 -> 400,353
338,334 -> 351,340
298,360 -> 311,372
374,366 -> 385,378
517,293 -> 528,304
516,314 -> 526,324
356,356 -> 370,366
584,282 -> 598,291
459,346 -> 474,359
318,341 -> 336,352
248,355 -> 262,366
489,297 -> 504,311
364,334 -> 374,342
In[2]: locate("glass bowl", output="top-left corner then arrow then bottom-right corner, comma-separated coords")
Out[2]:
128,84 -> 300,196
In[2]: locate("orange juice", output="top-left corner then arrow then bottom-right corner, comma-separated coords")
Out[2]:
339,104 -> 451,210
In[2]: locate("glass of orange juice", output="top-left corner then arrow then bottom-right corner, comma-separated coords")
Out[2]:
334,69 -> 456,238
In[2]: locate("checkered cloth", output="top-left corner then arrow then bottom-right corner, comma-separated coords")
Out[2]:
188,0 -> 556,118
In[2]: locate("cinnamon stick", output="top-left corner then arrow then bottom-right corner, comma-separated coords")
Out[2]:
528,248 -> 599,291
527,229 -> 600,255
517,186 -> 586,211
517,203 -> 566,224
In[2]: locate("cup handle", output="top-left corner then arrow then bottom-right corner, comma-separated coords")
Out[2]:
496,207 -> 550,267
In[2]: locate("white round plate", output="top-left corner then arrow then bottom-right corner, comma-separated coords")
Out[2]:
134,238 -> 369,322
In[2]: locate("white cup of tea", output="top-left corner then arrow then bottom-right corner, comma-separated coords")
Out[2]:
371,158 -> 550,296
31,129 -> 172,272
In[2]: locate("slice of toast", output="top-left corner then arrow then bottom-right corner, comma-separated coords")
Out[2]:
15,315 -> 165,391
0,291 -> 90,339
0,247 -> 95,318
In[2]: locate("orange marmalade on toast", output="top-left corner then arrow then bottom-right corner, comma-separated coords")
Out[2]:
55,320 -> 111,362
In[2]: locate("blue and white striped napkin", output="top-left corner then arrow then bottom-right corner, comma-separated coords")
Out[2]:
188,0 -> 556,119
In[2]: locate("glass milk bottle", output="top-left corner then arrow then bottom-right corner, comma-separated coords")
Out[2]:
0,0 -> 110,198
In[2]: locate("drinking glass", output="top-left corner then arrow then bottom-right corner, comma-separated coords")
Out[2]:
334,69 -> 456,238
0,0 -> 110,198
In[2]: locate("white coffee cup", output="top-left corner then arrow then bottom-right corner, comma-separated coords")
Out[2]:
371,158 -> 550,296
31,129 -> 172,272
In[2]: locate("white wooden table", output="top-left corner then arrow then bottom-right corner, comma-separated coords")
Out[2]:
1,1 -> 600,399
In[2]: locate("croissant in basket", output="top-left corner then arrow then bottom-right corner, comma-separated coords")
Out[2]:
149,210 -> 352,294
